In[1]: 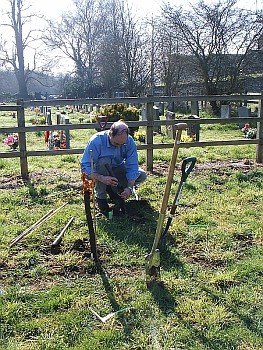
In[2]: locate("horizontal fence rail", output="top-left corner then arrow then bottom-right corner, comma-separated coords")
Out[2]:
0,94 -> 262,180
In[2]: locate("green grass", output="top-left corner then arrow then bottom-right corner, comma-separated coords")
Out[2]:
0,109 -> 262,349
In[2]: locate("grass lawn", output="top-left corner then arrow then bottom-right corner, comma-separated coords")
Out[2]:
0,109 -> 262,349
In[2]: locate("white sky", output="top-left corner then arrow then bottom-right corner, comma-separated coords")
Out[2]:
33,0 -> 261,17
1,0 -> 259,18
30,0 -> 162,19
35,0 -> 162,18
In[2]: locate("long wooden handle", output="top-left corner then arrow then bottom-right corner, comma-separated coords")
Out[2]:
10,203 -> 68,247
160,123 -> 187,214
149,123 -> 187,254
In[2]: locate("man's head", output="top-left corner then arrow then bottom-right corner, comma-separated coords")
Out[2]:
109,120 -> 129,147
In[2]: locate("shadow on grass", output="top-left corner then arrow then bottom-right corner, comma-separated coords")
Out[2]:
105,199 -> 158,249
203,286 -> 263,340
147,280 -> 177,315
145,249 -> 185,315
95,262 -> 134,336
96,262 -> 120,311
105,199 -> 185,278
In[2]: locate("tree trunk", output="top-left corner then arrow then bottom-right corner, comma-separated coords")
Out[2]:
12,0 -> 29,99
14,68 -> 28,99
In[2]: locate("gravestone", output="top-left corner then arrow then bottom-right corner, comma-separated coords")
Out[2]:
141,106 -> 146,121
221,105 -> 230,119
238,106 -> 251,128
238,106 -> 251,118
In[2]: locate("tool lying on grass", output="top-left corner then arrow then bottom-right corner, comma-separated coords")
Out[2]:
145,123 -> 188,282
159,156 -> 196,249
10,202 -> 68,247
89,306 -> 133,323
82,154 -> 98,260
51,217 -> 74,248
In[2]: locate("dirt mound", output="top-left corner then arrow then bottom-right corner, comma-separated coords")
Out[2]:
0,160 -> 262,188
153,159 -> 263,176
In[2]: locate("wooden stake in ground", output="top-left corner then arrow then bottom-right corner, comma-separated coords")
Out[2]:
82,172 -> 98,260
90,150 -> 96,233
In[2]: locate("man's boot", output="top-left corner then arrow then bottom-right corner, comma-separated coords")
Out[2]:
112,198 -> 126,216
106,186 -> 119,201
96,198 -> 110,216
106,186 -> 126,216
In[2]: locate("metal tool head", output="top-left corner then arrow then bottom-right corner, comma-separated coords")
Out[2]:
145,249 -> 161,284
181,156 -> 197,182
174,122 -> 188,130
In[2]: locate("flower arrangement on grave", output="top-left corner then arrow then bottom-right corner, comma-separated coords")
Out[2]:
134,129 -> 146,143
245,128 -> 257,139
45,131 -> 66,150
53,131 -> 66,149
242,123 -> 250,134
30,116 -> 46,125
242,123 -> 257,139
3,133 -> 19,150
181,134 -> 196,142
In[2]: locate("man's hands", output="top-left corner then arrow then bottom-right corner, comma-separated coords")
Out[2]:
103,175 -> 132,200
102,175 -> 119,187
120,187 -> 132,200
92,173 -> 118,187
93,172 -> 133,200
103,176 -> 131,200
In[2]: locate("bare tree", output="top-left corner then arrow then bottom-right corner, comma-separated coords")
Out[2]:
117,1 -> 149,96
98,0 -> 149,97
0,0 -> 49,98
96,0 -> 123,97
162,0 -> 262,98
0,0 -> 29,97
153,20 -> 187,96
44,0 -> 151,97
44,0 -> 104,97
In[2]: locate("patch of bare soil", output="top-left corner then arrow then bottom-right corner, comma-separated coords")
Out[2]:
0,174 -> 25,189
1,160 -> 262,189
152,159 -> 263,176
0,169 -> 82,190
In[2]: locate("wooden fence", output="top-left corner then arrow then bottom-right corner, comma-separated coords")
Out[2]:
0,94 -> 262,180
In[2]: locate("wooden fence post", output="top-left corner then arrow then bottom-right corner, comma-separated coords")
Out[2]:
17,99 -> 29,180
65,115 -> 70,149
256,93 -> 263,163
146,101 -> 154,171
